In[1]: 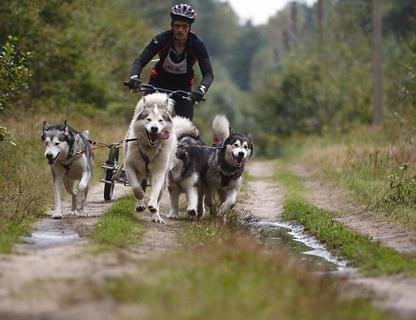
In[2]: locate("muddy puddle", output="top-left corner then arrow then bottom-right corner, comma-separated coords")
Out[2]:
20,219 -> 81,249
253,220 -> 354,274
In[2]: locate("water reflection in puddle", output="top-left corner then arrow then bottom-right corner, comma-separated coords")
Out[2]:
254,221 -> 353,274
20,220 -> 80,249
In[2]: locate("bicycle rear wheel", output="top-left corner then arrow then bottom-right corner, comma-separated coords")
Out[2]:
103,147 -> 119,201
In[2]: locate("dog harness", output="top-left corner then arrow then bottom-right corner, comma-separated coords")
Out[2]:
138,146 -> 150,175
220,167 -> 244,187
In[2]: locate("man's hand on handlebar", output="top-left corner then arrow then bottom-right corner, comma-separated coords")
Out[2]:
191,85 -> 206,103
126,75 -> 142,89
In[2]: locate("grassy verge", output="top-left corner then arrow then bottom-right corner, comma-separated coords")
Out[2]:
90,195 -> 145,252
90,219 -> 389,320
0,219 -> 35,253
276,164 -> 416,276
294,127 -> 416,231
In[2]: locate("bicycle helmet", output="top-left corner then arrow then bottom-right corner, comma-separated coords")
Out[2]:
170,3 -> 197,24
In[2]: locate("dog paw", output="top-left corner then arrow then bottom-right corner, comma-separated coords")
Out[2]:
187,208 -> 197,218
217,204 -> 228,217
167,210 -> 179,219
151,213 -> 165,224
148,204 -> 158,213
135,200 -> 145,212
70,210 -> 77,215
52,213 -> 62,219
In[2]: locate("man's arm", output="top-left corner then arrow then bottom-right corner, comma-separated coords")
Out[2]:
194,39 -> 214,93
131,32 -> 167,77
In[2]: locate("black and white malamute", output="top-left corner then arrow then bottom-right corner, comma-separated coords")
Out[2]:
41,121 -> 94,219
168,115 -> 254,221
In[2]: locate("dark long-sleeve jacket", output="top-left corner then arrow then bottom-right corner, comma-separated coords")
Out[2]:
131,30 -> 214,91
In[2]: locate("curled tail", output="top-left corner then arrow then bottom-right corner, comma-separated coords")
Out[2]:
212,115 -> 230,145
173,116 -> 200,140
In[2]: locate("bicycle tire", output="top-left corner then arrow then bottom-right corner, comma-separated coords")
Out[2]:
103,147 -> 119,201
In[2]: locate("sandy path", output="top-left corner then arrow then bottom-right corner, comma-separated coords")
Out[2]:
238,160 -> 285,221
0,182 -> 180,320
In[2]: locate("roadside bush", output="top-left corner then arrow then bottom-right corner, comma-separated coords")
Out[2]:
0,36 -> 31,143
385,163 -> 416,207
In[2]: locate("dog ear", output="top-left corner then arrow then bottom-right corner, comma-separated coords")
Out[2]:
229,126 -> 237,136
137,110 -> 149,120
41,121 -> 48,141
63,120 -> 69,135
162,113 -> 172,122
43,120 -> 48,131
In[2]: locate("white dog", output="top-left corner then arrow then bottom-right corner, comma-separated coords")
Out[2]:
124,93 -> 177,223
41,120 -> 94,219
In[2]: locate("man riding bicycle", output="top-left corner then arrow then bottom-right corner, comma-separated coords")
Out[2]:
126,3 -> 214,120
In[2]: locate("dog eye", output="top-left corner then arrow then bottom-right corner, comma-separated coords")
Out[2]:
159,119 -> 163,123
55,142 -> 60,146
146,118 -> 151,122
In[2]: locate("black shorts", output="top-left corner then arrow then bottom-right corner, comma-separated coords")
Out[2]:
148,78 -> 194,120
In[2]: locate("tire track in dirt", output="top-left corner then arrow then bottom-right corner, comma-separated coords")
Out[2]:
238,160 -> 285,221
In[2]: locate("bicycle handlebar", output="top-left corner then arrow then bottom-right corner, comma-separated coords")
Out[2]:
123,82 -> 205,102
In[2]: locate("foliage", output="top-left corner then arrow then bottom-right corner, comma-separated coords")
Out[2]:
226,22 -> 267,90
0,36 -> 31,144
250,0 -> 416,152
0,35 -> 31,113
385,163 -> 416,207
0,0 -> 154,113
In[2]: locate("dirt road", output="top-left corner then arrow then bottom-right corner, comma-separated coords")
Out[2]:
0,160 -> 415,319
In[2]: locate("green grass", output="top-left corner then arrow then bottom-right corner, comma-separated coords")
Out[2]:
90,195 -> 145,251
276,164 -> 416,276
0,219 -> 34,253
98,232 -> 388,320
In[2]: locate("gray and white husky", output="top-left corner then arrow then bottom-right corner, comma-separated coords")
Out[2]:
203,115 -> 254,220
124,93 -> 195,223
41,120 -> 94,219
167,118 -> 204,219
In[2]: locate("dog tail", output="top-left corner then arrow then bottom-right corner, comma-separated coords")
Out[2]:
173,116 -> 200,140
212,115 -> 229,144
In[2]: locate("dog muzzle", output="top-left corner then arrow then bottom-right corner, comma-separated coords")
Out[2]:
146,130 -> 170,146
232,153 -> 246,168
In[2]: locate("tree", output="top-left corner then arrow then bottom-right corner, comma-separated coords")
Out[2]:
372,0 -> 383,126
